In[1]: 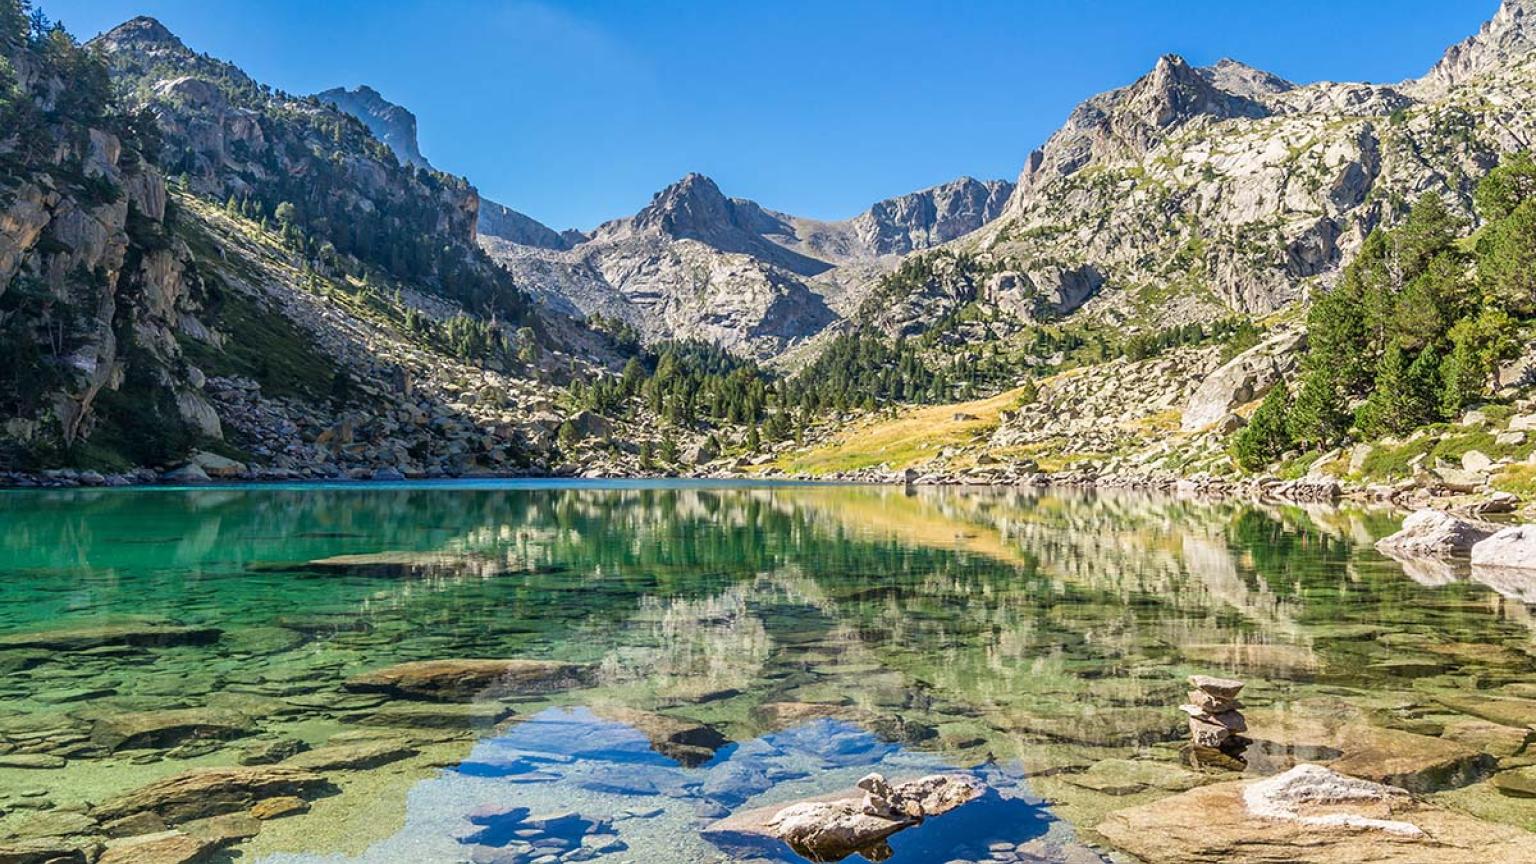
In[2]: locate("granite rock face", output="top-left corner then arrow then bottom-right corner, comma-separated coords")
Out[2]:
1181,331 -> 1306,431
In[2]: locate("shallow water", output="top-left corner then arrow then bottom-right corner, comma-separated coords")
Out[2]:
2,481 -> 1533,862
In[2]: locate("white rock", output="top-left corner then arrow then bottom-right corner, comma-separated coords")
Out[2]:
1460,450 -> 1495,472
1470,525 -> 1536,572
1242,764 -> 1423,837
1375,510 -> 1498,557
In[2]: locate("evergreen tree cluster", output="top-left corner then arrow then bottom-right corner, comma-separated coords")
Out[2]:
1234,156 -> 1535,470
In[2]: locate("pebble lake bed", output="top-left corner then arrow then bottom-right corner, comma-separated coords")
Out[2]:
3,480 -> 1536,863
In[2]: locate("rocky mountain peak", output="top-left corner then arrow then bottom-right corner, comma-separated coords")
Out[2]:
1135,54 -> 1271,130
632,173 -> 736,236
852,177 -> 1015,256
1420,0 -> 1536,93
1198,58 -> 1295,103
96,16 -> 186,51
1015,52 -> 1271,198
317,85 -> 428,169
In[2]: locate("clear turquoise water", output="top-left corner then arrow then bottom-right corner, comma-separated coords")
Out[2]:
1,481 -> 1532,862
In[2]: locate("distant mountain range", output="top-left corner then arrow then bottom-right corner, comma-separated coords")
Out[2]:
314,0 -> 1536,359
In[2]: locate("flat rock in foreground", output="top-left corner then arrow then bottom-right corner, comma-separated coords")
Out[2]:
97,831 -> 213,864
1097,765 -> 1536,864
342,659 -> 593,701
93,766 -> 333,824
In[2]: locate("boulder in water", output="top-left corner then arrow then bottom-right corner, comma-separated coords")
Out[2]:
1376,510 -> 1498,557
701,773 -> 982,862
0,620 -> 220,651
91,708 -> 252,753
1471,524 -> 1536,571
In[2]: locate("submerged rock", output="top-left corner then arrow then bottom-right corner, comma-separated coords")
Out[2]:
0,838 -> 100,864
96,830 -> 212,864
1433,692 -> 1536,731
593,707 -> 728,767
1377,510 -> 1498,557
90,708 -> 251,753
343,701 -> 513,730
282,739 -> 417,771
1098,764 -> 1536,863
342,659 -> 592,701
0,621 -> 219,651
93,766 -> 333,824
1491,766 -> 1536,798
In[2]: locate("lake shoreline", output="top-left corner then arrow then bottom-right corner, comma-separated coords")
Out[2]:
0,466 -> 1508,517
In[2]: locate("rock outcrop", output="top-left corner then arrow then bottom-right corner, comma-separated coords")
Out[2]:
1417,0 -> 1536,96
0,19 -> 219,465
1182,331 -> 1306,430
316,85 -> 429,169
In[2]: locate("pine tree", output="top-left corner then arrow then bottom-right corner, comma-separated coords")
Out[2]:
1233,383 -> 1293,472
1356,340 -> 1434,438
1287,369 -> 1349,450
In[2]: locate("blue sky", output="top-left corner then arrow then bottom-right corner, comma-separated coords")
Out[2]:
47,1 -> 1496,231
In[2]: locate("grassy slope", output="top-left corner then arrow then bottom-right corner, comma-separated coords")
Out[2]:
774,381 -> 1048,475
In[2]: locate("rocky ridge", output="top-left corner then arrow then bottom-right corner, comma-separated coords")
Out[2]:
861,0 -> 1536,337
480,173 -> 1014,358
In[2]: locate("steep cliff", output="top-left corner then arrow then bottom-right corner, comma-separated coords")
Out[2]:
0,9 -> 217,468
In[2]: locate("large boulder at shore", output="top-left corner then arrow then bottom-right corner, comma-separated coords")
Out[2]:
1181,330 -> 1305,431
342,659 -> 593,701
1097,764 -> 1536,864
1471,525 -> 1536,571
1376,510 -> 1499,558
93,767 -> 333,825
701,773 -> 983,862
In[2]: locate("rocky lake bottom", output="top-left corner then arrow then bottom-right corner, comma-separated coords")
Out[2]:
2,480 -> 1535,863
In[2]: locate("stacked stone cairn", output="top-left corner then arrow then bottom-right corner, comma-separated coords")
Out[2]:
1181,674 -> 1249,754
